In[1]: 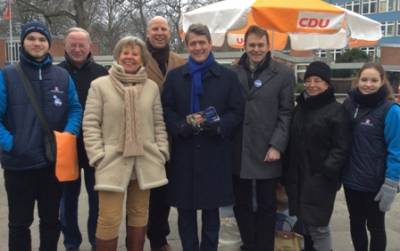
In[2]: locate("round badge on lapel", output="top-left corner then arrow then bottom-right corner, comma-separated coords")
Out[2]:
254,79 -> 262,88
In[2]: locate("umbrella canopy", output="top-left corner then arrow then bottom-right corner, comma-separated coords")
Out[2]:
182,0 -> 382,50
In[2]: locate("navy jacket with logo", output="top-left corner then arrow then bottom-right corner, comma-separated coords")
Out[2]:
342,96 -> 400,192
0,53 -> 82,170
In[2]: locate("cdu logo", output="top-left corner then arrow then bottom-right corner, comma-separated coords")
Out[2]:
297,11 -> 343,30
298,18 -> 330,28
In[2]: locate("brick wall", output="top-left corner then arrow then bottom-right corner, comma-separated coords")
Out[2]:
289,50 -> 315,57
380,46 -> 400,65
49,38 -> 65,57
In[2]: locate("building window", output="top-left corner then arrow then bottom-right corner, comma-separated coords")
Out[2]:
397,21 -> 400,36
354,0 -> 361,12
345,2 -> 351,10
382,21 -> 396,36
379,0 -> 386,12
315,49 -> 343,62
345,1 -> 361,13
5,41 -> 20,64
317,50 -> 327,58
333,49 -> 344,61
362,0 -> 377,13
296,64 -> 308,84
387,21 -> 395,35
361,47 -> 376,59
379,0 -> 396,12
389,0 -> 396,11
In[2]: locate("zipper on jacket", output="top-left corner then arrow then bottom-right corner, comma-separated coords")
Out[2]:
353,106 -> 359,119
38,68 -> 42,80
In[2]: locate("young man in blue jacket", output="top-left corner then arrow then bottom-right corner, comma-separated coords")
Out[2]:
0,21 -> 82,251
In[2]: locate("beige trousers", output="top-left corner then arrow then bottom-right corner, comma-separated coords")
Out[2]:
96,180 -> 150,240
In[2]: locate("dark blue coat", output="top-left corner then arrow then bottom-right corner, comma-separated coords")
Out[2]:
161,60 -> 245,209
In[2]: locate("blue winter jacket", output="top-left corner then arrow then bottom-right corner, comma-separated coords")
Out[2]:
0,52 -> 82,170
383,105 -> 400,182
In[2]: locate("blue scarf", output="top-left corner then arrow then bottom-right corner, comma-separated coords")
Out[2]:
188,53 -> 215,113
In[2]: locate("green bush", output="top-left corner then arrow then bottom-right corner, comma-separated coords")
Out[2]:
333,49 -> 369,78
295,83 -> 305,93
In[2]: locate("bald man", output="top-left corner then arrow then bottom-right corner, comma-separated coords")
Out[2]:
146,16 -> 185,251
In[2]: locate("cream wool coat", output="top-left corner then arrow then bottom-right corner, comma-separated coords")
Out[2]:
83,75 -> 169,192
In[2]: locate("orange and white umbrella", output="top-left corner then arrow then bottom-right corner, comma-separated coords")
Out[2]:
182,0 -> 382,50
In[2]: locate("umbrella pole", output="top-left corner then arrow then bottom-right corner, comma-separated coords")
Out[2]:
271,30 -> 274,51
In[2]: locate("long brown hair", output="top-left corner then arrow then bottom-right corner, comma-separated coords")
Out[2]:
354,62 -> 394,100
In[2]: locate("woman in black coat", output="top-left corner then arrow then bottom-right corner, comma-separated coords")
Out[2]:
285,61 -> 351,251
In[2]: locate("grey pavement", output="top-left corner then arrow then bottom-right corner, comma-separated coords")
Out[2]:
0,171 -> 399,251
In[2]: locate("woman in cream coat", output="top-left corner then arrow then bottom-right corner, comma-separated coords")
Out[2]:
83,36 -> 169,251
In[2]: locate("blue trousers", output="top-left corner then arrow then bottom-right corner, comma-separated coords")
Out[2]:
178,208 -> 220,251
60,165 -> 98,249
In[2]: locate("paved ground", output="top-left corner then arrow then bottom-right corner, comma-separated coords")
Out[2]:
0,171 -> 399,251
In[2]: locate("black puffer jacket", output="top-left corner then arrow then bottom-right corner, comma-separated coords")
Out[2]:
285,88 -> 351,226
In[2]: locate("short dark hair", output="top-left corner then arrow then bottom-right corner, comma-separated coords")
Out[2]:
185,24 -> 211,45
244,25 -> 269,45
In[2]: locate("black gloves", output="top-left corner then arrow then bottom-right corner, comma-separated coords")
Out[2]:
178,122 -> 195,138
202,121 -> 221,137
177,121 -> 222,138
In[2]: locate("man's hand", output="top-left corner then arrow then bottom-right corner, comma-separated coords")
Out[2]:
264,146 -> 281,162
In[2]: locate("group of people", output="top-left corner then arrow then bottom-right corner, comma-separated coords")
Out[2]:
0,15 -> 399,251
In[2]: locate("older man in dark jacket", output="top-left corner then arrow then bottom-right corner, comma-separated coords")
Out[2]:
58,27 -> 108,251
162,24 -> 244,251
231,25 -> 295,251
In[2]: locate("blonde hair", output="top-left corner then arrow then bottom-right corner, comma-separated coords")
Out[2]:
113,36 -> 151,67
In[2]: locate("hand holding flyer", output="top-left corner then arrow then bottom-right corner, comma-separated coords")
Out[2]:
186,106 -> 220,128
